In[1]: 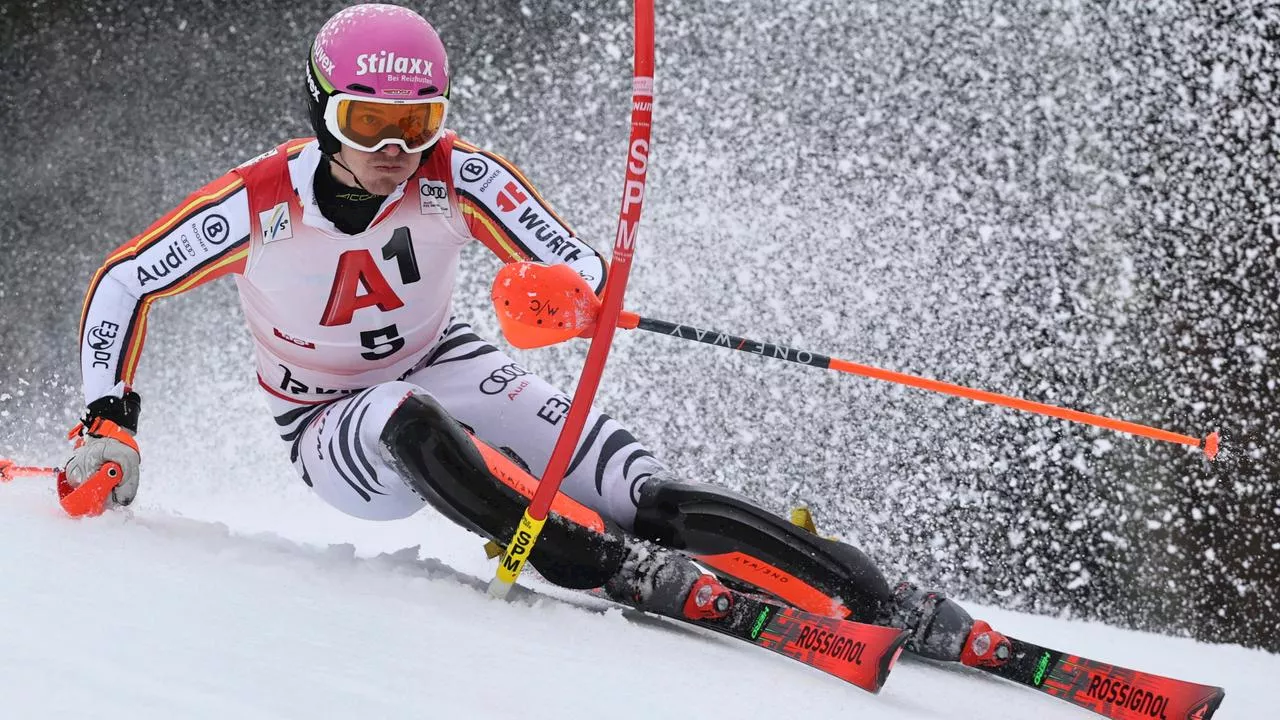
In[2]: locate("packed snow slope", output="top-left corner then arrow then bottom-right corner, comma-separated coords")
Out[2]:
4,0 -> 1279,653
2,479 -> 1269,720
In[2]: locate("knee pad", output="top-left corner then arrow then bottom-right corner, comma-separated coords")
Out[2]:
380,392 -> 625,589
633,479 -> 891,620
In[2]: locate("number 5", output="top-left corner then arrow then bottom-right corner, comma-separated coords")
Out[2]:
360,323 -> 405,360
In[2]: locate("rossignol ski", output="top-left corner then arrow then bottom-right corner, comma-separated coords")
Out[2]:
691,585 -> 907,693
977,635 -> 1225,719
606,579 -> 908,694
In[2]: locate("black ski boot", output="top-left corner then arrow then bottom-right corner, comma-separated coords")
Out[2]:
604,541 -> 732,621
881,582 -> 981,661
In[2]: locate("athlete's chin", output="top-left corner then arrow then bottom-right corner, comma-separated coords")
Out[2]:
364,167 -> 414,194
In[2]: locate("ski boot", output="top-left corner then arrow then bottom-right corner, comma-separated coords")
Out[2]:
604,541 -> 733,621
881,582 -> 1009,666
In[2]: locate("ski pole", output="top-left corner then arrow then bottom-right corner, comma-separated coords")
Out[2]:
487,0 -> 656,598
491,262 -> 1220,461
1,456 -> 124,516
0,458 -> 60,481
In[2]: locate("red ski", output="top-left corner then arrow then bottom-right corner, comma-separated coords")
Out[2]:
689,585 -> 908,693
976,633 -> 1226,719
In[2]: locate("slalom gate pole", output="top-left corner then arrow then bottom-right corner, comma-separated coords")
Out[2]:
490,268 -> 1219,461
487,0 -> 656,598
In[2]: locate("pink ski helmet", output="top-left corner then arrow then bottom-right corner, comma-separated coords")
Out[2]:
305,4 -> 451,155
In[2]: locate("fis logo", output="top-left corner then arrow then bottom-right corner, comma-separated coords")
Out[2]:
356,51 -> 433,77
259,203 -> 292,244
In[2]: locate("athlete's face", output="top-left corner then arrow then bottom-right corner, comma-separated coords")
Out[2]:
332,144 -> 421,196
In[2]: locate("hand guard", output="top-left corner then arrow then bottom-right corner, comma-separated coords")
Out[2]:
64,390 -> 142,508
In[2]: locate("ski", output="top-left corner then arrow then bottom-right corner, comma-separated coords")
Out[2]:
977,634 -> 1226,719
669,584 -> 908,694
495,558 -> 907,693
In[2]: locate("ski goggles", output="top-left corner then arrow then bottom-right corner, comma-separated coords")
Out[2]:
324,94 -> 449,153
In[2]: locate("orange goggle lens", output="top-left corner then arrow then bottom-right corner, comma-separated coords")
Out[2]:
334,98 -> 447,152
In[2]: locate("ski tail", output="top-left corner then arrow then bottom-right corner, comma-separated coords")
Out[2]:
982,635 -> 1226,720
701,589 -> 907,693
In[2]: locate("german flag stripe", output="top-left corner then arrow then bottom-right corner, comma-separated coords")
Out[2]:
79,174 -> 246,339
459,198 -> 522,261
285,138 -> 312,156
456,188 -> 538,261
454,140 -> 577,235
109,302 -> 146,392
117,244 -> 250,384
106,174 -> 244,264
129,234 -> 251,303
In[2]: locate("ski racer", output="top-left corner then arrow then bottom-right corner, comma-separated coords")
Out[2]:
65,3 -> 1006,666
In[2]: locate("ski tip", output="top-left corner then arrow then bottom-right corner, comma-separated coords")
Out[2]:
873,629 -> 910,693
1189,686 -> 1226,720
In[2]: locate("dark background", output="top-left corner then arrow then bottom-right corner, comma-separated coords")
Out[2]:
2,1 -> 1276,652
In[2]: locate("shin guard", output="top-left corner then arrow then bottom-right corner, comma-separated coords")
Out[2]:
380,393 -> 625,589
632,479 -> 891,621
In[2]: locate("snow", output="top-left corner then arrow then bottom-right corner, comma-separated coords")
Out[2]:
2,1 -> 1279,715
2,478 -> 1270,719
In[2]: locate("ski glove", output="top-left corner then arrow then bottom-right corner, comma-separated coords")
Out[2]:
64,389 -> 142,507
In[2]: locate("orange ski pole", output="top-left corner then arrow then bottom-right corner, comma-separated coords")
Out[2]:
0,458 -> 60,481
2,457 -> 124,517
491,263 -> 1219,461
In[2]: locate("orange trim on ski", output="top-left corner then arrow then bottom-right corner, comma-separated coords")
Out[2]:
694,551 -> 851,618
